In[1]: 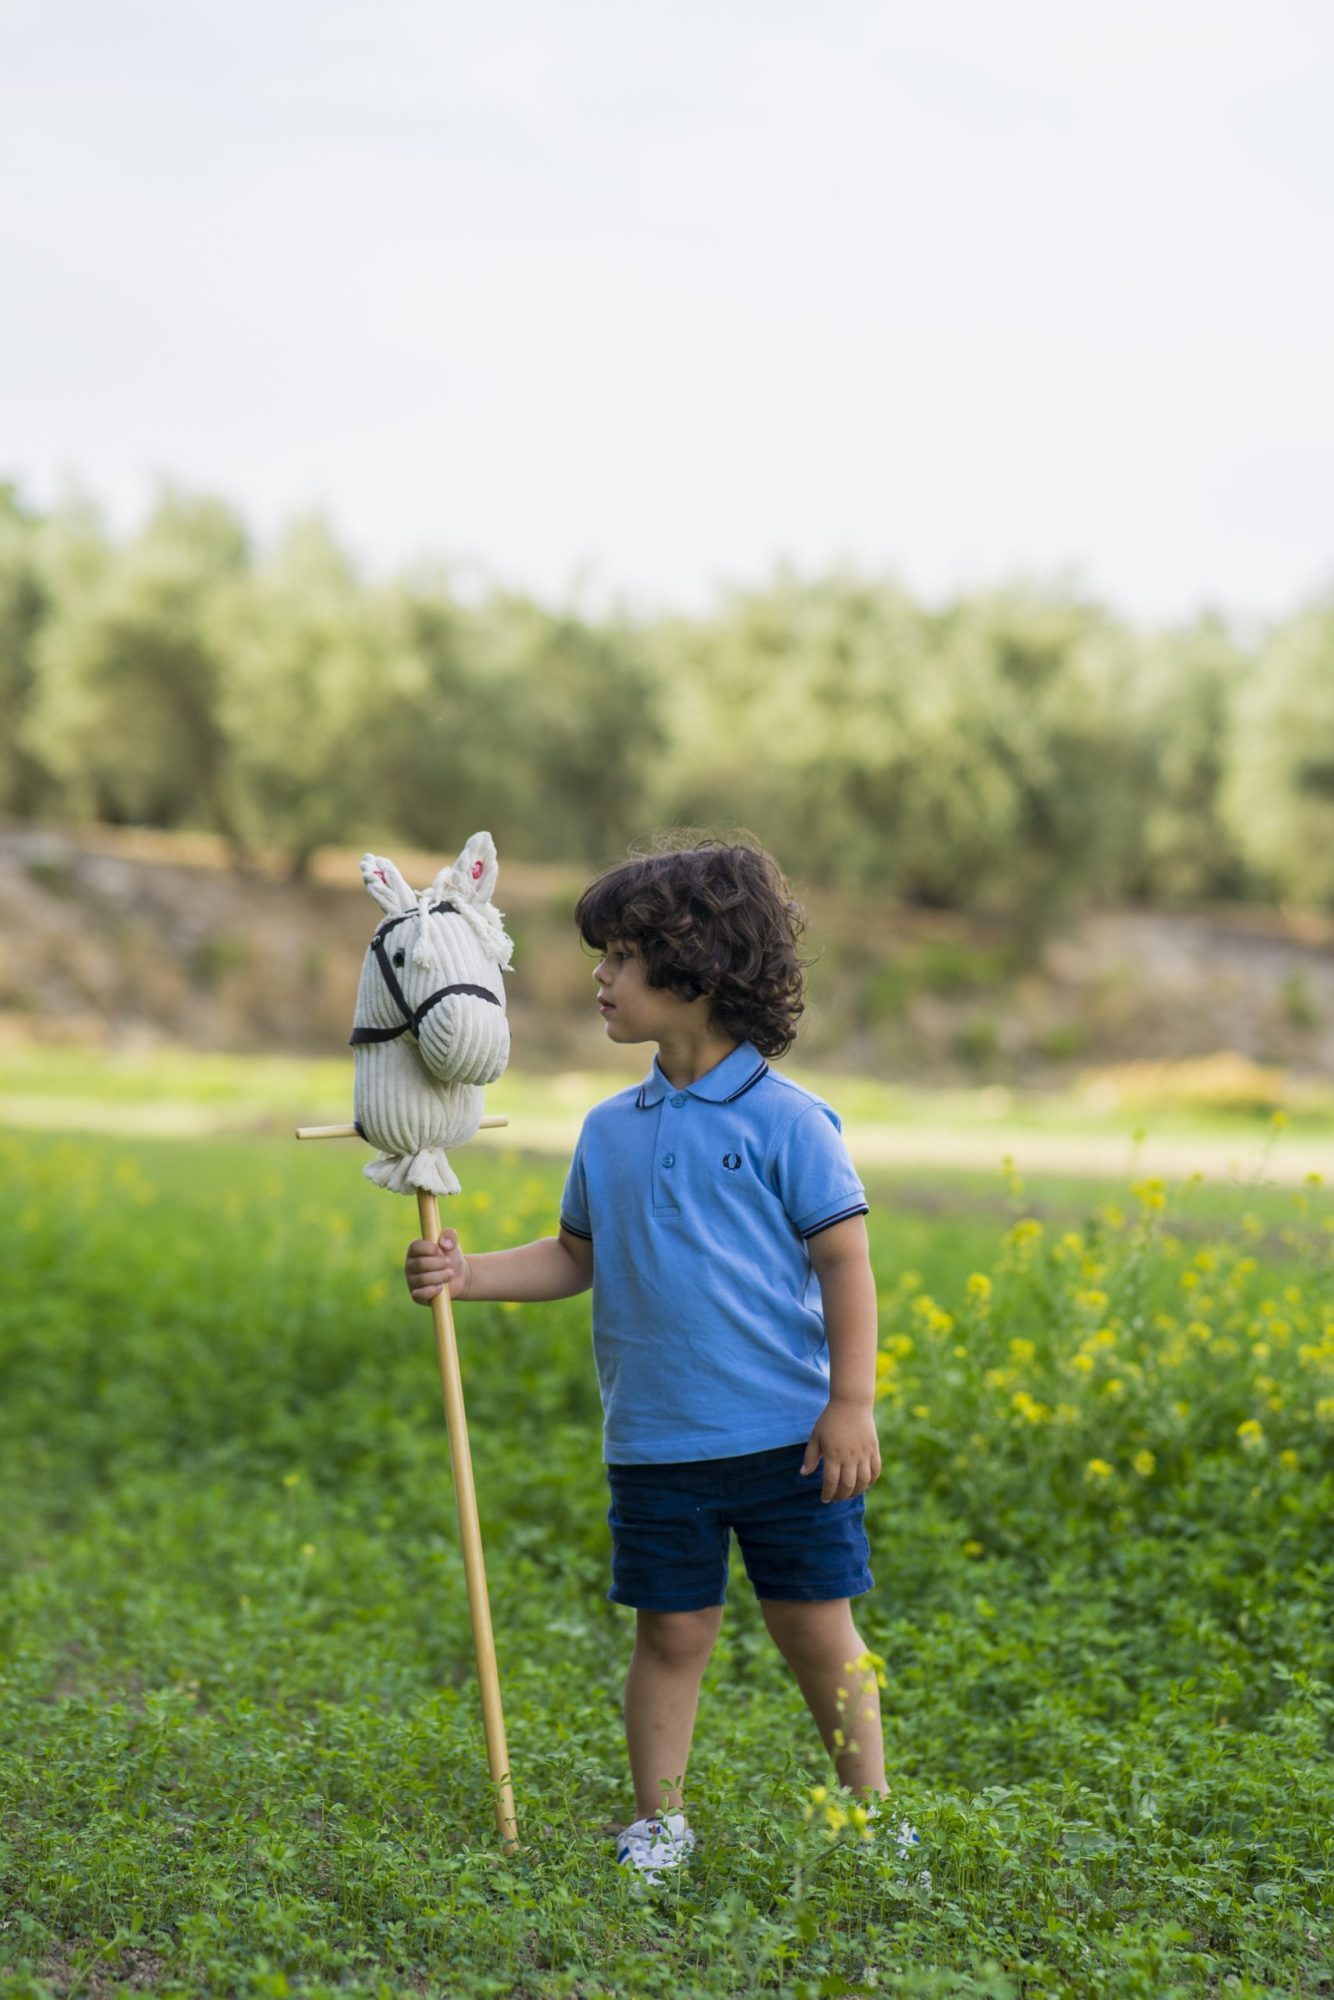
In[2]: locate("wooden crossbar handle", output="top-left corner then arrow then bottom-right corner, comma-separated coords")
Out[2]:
295,1117 -> 509,1140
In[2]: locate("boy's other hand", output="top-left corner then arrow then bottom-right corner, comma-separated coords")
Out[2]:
404,1231 -> 471,1305
802,1399 -> 881,1503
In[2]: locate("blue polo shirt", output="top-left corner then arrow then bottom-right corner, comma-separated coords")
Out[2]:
559,1040 -> 869,1465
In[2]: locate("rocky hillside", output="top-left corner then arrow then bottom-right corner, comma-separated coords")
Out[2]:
4,822 -> 1334,1088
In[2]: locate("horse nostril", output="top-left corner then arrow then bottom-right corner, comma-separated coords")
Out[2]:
392,950 -> 406,968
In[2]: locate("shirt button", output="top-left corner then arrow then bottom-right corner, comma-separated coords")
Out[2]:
661,1152 -> 675,1169
670,1093 -> 687,1108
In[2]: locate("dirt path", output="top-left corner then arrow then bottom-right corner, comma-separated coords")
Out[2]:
4,1097 -> 1327,1186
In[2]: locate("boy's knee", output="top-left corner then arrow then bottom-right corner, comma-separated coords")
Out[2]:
634,1606 -> 721,1670
760,1597 -> 859,1665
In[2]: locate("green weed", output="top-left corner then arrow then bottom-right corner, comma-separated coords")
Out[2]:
0,1131 -> 1330,1997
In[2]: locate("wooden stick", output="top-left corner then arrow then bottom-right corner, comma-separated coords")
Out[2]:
416,1186 -> 518,1853
295,1116 -> 509,1141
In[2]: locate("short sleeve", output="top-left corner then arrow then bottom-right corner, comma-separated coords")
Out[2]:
771,1102 -> 868,1240
559,1125 -> 593,1240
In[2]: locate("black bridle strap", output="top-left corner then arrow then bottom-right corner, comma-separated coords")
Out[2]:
348,902 -> 502,1046
349,982 -> 504,1045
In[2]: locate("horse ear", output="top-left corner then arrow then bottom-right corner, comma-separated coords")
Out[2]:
360,854 -> 417,916
436,831 -> 499,906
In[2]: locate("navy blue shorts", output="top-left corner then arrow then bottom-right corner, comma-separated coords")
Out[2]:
605,1441 -> 874,1612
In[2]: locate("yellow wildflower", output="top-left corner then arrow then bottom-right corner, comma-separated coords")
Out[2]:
1085,1458 -> 1114,1482
1012,1391 -> 1050,1423
1236,1419 -> 1264,1448
1132,1449 -> 1156,1478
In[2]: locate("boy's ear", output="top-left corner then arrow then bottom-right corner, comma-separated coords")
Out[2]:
360,854 -> 417,916
434,831 -> 499,905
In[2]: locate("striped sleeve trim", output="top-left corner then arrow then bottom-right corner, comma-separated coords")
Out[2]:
800,1202 -> 870,1241
559,1217 -> 593,1240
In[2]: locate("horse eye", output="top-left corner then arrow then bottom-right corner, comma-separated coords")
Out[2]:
392,949 -> 406,968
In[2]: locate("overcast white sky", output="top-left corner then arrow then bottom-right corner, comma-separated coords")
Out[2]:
3,0 -> 1333,623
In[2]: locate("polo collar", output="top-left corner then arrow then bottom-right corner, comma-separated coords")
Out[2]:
636,1041 -> 769,1108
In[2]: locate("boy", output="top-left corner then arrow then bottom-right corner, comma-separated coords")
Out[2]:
405,840 -> 901,1881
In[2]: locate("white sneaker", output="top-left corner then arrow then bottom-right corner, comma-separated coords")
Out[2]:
615,1812 -> 697,1884
866,1803 -> 930,1884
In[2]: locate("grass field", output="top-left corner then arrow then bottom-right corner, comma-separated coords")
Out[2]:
2,1108 -> 1332,1998
6,1044 -> 1334,1139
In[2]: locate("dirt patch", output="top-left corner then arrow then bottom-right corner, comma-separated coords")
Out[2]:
30,1946 -> 168,1998
4,821 -> 1333,1085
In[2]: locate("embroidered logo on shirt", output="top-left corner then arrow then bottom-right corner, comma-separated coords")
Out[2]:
723,1152 -> 741,1170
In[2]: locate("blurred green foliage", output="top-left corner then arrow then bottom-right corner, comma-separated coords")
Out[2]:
3,483 -> 1332,934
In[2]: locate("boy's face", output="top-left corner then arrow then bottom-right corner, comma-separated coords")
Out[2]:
592,940 -> 706,1046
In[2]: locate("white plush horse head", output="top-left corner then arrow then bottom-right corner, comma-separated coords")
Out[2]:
351,832 -> 513,1195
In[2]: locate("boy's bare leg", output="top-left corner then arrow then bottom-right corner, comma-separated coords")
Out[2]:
759,1598 -> 887,1796
624,1606 -> 724,1820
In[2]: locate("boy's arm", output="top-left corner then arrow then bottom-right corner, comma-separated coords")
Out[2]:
406,1227 -> 593,1305
803,1214 -> 881,1503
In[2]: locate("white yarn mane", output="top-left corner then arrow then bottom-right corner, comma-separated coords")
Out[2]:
412,876 -> 514,973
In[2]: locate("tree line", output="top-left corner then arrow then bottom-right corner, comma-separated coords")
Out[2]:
3,483 -> 1332,931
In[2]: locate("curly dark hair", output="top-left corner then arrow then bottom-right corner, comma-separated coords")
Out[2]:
574,837 -> 807,1058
